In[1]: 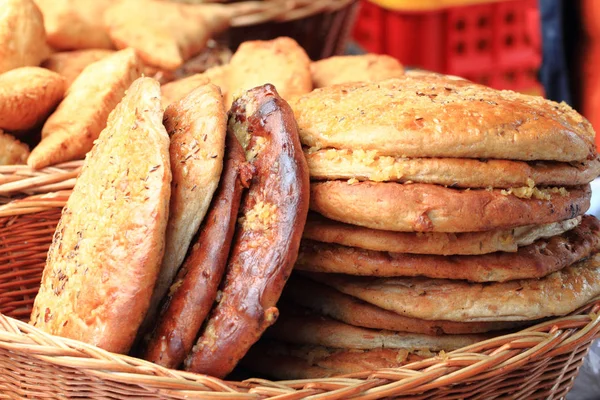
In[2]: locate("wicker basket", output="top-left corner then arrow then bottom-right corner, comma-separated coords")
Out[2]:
0,169 -> 600,398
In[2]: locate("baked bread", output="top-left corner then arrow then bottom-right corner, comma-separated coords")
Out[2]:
306,252 -> 600,322
0,0 -> 49,74
29,48 -> 142,168
310,181 -> 591,232
304,213 -> 580,255
0,67 -> 66,132
0,130 -> 30,165
143,130 -> 250,369
34,0 -> 114,50
289,76 -> 596,162
184,84 -> 310,378
104,0 -> 230,71
283,275 -> 533,334
141,83 -> 227,343
42,49 -> 115,87
227,37 -> 312,106
30,77 -> 171,354
310,54 -> 404,88
160,66 -> 229,108
306,149 -> 600,188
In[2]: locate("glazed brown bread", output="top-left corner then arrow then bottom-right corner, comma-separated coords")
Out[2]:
42,50 -> 116,87
310,181 -> 591,232
0,0 -> 49,74
185,85 -> 310,378
143,130 -> 250,369
306,149 -> 600,188
283,276 -> 533,335
243,341 -> 435,380
266,311 -> 488,350
30,77 -> 171,354
142,84 -> 226,335
0,130 -> 30,165
297,215 -> 600,282
308,252 -> 600,322
289,76 -> 596,162
304,212 -> 580,255
0,67 -> 66,132
29,48 -> 142,169
310,54 -> 404,88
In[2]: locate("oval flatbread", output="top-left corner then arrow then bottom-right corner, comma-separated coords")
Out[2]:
30,77 -> 171,354
289,75 -> 596,162
310,54 -> 404,88
306,252 -> 600,322
310,181 -> 591,232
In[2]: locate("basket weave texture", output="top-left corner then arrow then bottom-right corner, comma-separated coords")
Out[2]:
0,190 -> 599,398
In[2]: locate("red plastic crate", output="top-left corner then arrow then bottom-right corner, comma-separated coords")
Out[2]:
352,0 -> 543,93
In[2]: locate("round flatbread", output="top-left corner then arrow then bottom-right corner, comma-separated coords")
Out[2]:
30,77 -> 171,354
310,54 -> 404,88
310,181 -> 591,232
289,75 -> 596,162
306,252 -> 600,322
304,213 -> 581,255
306,149 -> 600,189
282,276 -> 538,335
297,215 -> 600,282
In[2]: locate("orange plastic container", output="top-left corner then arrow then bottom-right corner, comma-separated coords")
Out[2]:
581,0 -> 600,151
353,0 -> 543,94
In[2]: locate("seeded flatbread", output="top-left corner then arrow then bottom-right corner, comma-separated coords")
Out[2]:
307,252 -> 600,322
310,181 -> 590,232
30,77 -> 171,354
306,149 -> 600,188
289,76 -> 596,162
304,212 -> 581,255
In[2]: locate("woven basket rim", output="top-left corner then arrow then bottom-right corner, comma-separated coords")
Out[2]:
1,298 -> 598,398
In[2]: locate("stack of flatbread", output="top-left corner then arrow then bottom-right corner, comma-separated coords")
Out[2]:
242,74 -> 600,379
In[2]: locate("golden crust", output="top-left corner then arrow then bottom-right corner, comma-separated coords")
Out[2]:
104,0 -> 230,71
42,49 -> 115,87
29,49 -> 142,169
228,37 -> 312,106
306,149 -> 600,188
0,0 -> 50,74
304,212 -> 581,255
307,252 -> 600,322
242,341 -> 436,380
0,67 -> 66,132
160,66 -> 229,108
310,54 -> 405,88
30,77 -> 171,354
289,76 -> 596,162
283,276 -> 533,334
310,181 -> 590,232
0,130 -> 30,165
34,0 -> 114,50
267,310 -> 488,350
298,215 -> 600,282
142,83 -> 226,333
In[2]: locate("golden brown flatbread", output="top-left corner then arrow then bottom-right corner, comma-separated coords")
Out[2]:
311,54 -> 404,88
0,130 -> 30,165
29,48 -> 142,169
306,149 -> 600,188
297,215 -> 600,282
30,77 -> 171,354
289,76 -> 596,162
227,37 -> 312,106
283,276 -> 533,334
0,0 -> 50,74
307,252 -> 600,322
310,181 -> 590,232
160,66 -> 229,108
304,212 -> 580,255
104,0 -> 230,71
142,83 -> 226,334
0,67 -> 66,132
42,49 -> 115,87
34,0 -> 114,50
266,311 -> 489,350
